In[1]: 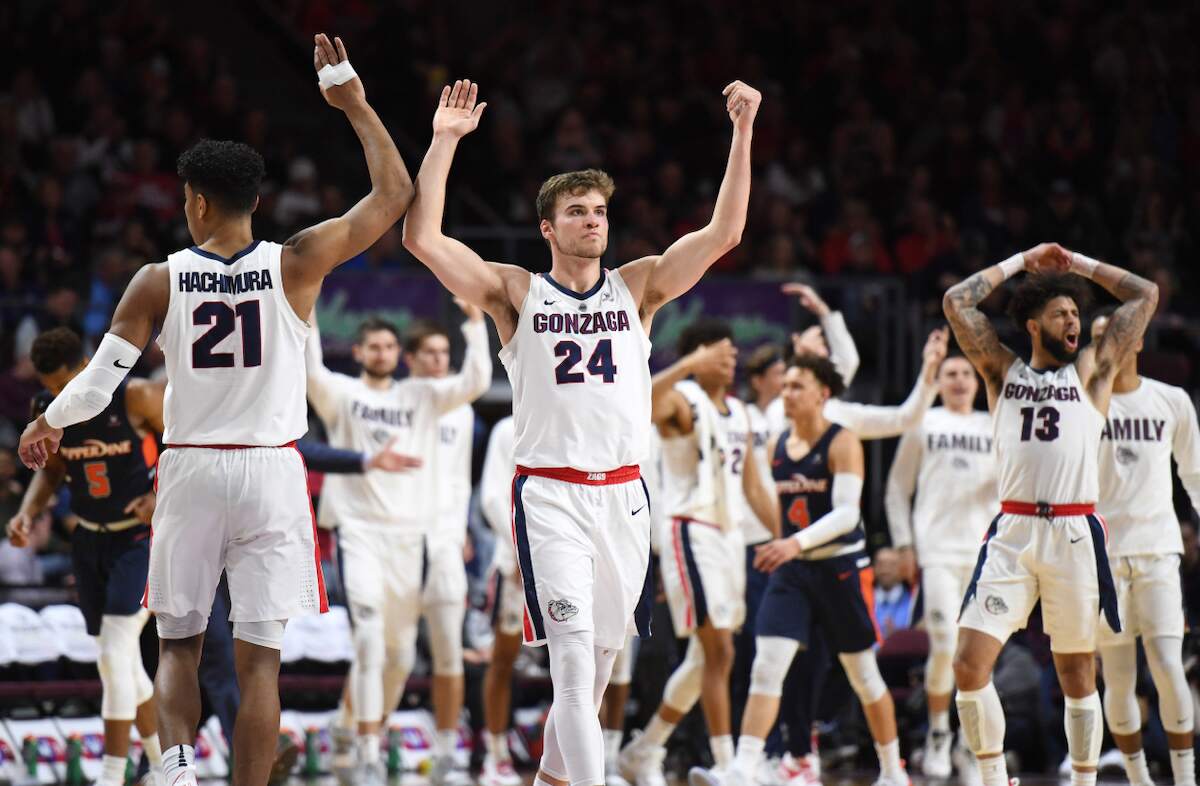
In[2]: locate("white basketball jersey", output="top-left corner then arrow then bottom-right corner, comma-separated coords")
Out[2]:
498,270 -> 651,471
432,403 -> 475,548
1099,378 -> 1200,557
158,241 -> 308,446
661,384 -> 741,531
993,360 -> 1104,504
739,402 -> 776,544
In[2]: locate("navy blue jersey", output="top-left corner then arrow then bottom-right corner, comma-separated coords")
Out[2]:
32,381 -> 155,524
771,424 -> 863,551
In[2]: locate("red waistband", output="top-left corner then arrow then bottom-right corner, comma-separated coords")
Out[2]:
165,441 -> 297,450
1000,500 -> 1095,518
516,465 -> 641,485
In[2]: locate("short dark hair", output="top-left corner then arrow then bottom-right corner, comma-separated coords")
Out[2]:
176,139 -> 265,213
1006,273 -> 1092,334
535,169 -> 615,222
746,344 -> 784,379
355,317 -> 401,345
403,321 -> 449,354
677,319 -> 734,357
31,327 -> 84,375
788,354 -> 846,398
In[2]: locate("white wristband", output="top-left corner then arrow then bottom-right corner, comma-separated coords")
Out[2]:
1071,252 -> 1099,279
317,60 -> 357,90
998,254 -> 1024,279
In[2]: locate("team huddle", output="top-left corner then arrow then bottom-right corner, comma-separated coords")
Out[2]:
8,32 -> 1200,786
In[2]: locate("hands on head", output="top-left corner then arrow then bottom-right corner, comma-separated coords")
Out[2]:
1022,242 -> 1073,274
688,338 -> 737,379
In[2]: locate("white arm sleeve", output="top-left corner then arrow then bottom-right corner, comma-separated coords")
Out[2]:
823,375 -> 938,441
44,333 -> 140,429
480,418 -> 515,535
792,472 -> 863,552
430,319 -> 493,415
1172,389 -> 1200,518
884,430 -> 922,549
822,311 -> 860,387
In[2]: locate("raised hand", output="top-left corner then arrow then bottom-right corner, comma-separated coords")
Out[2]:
6,512 -> 32,548
782,282 -> 831,318
687,338 -> 738,379
723,80 -> 762,133
1022,242 -> 1071,274
314,33 -> 366,111
920,326 -> 950,383
433,80 -> 487,139
454,296 -> 484,323
791,326 -> 829,359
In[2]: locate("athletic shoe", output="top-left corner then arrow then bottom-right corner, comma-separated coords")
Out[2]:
870,771 -> 912,786
1057,753 -> 1072,777
922,730 -> 953,778
136,771 -> 166,786
777,753 -> 820,786
952,741 -> 982,786
618,732 -> 667,786
688,765 -> 748,786
1097,748 -> 1127,776
758,756 -> 783,786
430,753 -> 457,786
331,726 -> 356,786
268,735 -> 300,785
479,753 -> 523,786
606,766 -> 632,786
354,759 -> 388,786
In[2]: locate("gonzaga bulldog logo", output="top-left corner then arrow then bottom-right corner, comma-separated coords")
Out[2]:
547,599 -> 579,622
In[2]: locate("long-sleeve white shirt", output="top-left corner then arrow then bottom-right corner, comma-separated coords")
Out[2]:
885,407 -> 998,567
306,318 -> 491,533
480,415 -> 516,573
432,403 -> 475,549
1099,377 -> 1200,557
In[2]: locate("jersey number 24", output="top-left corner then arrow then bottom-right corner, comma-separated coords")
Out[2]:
554,339 -> 617,384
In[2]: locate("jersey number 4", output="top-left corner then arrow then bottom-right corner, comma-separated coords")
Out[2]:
1019,406 -> 1061,442
554,339 -> 617,384
787,498 -> 810,529
192,301 -> 262,369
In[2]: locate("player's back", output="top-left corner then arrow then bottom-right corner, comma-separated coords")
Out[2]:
158,241 -> 308,446
498,269 -> 650,472
993,360 -> 1105,505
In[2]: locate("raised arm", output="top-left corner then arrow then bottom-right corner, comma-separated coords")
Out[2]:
650,339 -> 737,434
303,307 -> 352,426
783,283 -> 860,386
402,80 -> 527,341
281,35 -> 414,316
884,428 -> 922,575
621,82 -> 760,320
428,299 -> 493,415
479,417 -> 515,536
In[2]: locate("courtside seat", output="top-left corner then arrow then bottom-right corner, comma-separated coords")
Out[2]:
38,604 -> 98,663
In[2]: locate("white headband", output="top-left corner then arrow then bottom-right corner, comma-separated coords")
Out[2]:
317,60 -> 357,90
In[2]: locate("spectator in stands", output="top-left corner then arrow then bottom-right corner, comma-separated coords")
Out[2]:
274,157 -> 321,235
1183,521 -> 1200,630
872,547 -> 912,639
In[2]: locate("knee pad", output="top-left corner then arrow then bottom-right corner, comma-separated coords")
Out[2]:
1144,636 -> 1194,734
97,613 -> 148,720
425,602 -> 465,677
1064,693 -> 1103,768
956,682 -> 1006,756
232,619 -> 286,650
663,637 -> 705,711
838,649 -> 888,705
382,647 -> 418,717
925,650 -> 956,696
545,632 -> 605,785
1100,643 -> 1141,736
351,611 -> 386,723
750,636 -> 799,698
155,609 -> 208,641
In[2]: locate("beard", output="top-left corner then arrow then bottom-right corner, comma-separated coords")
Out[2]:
362,365 -> 396,381
1041,332 -> 1079,364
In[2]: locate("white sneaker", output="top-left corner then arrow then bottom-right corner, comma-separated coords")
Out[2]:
331,726 -> 356,785
757,756 -> 784,786
777,753 -> 820,786
1057,753 -> 1072,777
618,732 -> 667,786
952,741 -> 982,786
354,759 -> 387,786
479,754 -> 522,786
606,765 -> 632,786
688,765 -> 748,786
871,770 -> 911,786
922,730 -> 953,778
1096,748 -> 1127,776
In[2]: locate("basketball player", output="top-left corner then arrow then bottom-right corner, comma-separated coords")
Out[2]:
942,243 -> 1158,786
1088,312 -> 1198,786
304,303 -> 490,785
403,77 -> 760,786
885,353 -> 996,777
7,328 -> 164,786
18,34 -> 413,786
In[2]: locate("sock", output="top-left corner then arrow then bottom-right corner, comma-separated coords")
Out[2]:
604,729 -> 622,768
642,714 -> 675,747
1122,750 -> 1153,786
437,728 -> 457,757
875,738 -> 904,778
359,733 -> 380,764
735,735 -> 765,775
930,710 -> 950,734
100,754 -> 126,785
1171,747 -> 1197,786
162,744 -> 196,786
1071,769 -> 1097,786
141,733 -> 163,767
710,735 -> 734,768
978,754 -> 1010,786
486,730 -> 510,760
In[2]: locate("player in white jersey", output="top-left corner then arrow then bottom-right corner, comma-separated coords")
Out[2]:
884,354 -> 997,777
17,35 -> 413,786
403,78 -> 760,786
942,243 -> 1158,786
305,303 -> 489,785
1087,312 -> 1199,786
620,321 -> 776,785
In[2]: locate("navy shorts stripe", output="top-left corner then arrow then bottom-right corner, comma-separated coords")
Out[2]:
511,475 -> 546,640
420,539 -> 429,589
1087,514 -> 1121,633
959,513 -> 1001,621
679,519 -> 709,628
634,478 -> 654,638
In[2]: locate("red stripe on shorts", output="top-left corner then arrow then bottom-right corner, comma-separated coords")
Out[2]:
292,445 -> 330,614
1000,500 -> 1095,517
671,518 -> 695,630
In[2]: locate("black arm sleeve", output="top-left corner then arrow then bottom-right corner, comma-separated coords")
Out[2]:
296,439 -> 366,475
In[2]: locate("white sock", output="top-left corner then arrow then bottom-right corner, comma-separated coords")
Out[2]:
875,738 -> 904,779
642,714 -> 675,747
1122,750 -> 1153,786
1171,746 -> 1197,786
359,733 -> 380,764
141,733 -> 163,767
735,735 -> 765,775
162,744 -> 196,786
978,754 -> 1010,786
604,729 -> 622,767
100,754 -> 126,785
1070,768 -> 1097,786
437,728 -> 457,757
486,730 -> 510,760
710,735 -> 734,768
930,710 -> 950,734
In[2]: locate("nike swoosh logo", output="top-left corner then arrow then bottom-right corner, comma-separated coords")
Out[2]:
543,300 -> 556,306
631,505 -> 645,516
113,358 -> 132,369
1070,536 -> 1085,544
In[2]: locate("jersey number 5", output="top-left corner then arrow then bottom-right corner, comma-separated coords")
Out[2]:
554,339 -> 617,384
192,301 -> 262,369
1019,406 -> 1060,442
83,462 -> 111,499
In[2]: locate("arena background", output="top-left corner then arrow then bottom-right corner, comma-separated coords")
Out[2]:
1,0 -> 1199,783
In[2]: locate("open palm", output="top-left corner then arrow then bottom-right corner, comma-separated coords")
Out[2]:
433,79 -> 487,138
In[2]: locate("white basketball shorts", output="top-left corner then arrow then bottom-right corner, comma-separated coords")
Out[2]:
661,517 -> 746,637
337,521 -> 425,642
422,536 -> 468,608
920,562 -> 975,653
1098,552 -> 1184,645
